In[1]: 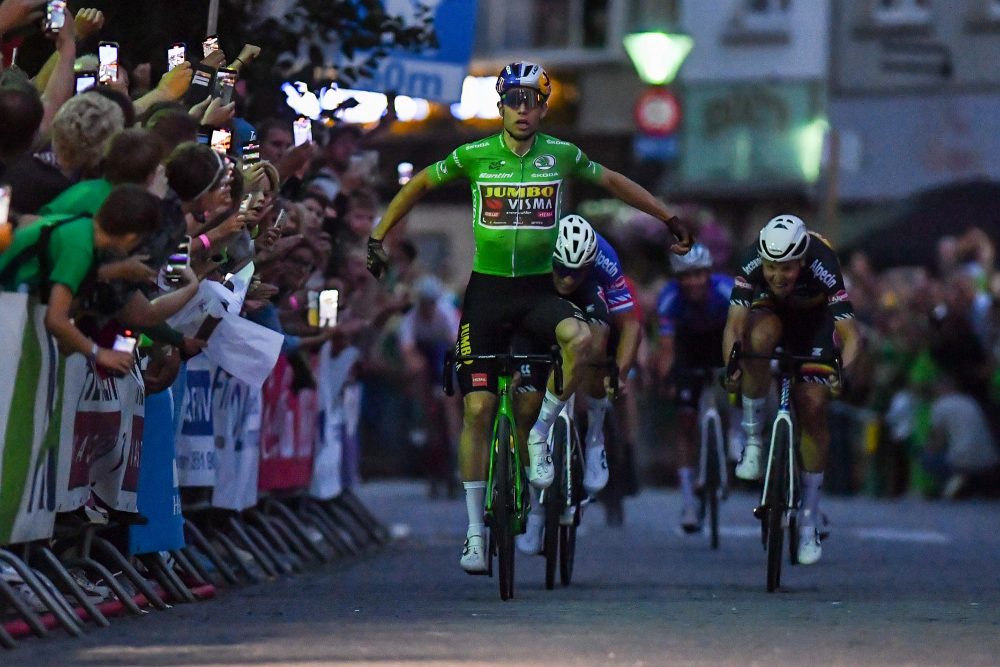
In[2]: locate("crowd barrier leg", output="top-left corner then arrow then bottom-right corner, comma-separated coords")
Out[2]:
0,571 -> 48,638
324,500 -> 376,551
171,549 -> 211,587
258,508 -> 329,564
340,490 -> 390,544
63,557 -> 144,616
301,500 -> 358,556
212,530 -> 263,584
266,499 -> 338,561
227,517 -> 281,577
183,523 -> 239,586
35,546 -> 110,628
138,553 -> 195,604
0,620 -> 16,649
0,551 -> 83,637
248,510 -> 313,568
244,519 -> 297,574
90,538 -> 168,611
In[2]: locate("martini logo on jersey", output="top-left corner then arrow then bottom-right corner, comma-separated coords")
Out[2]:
533,154 -> 555,170
478,181 -> 560,228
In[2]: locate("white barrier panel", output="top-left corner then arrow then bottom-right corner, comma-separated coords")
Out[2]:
211,369 -> 261,511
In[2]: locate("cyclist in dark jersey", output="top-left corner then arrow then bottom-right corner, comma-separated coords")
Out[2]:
722,215 -> 860,565
655,244 -> 736,532
367,61 -> 691,574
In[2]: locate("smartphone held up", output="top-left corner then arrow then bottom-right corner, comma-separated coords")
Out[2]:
167,43 -> 186,71
43,0 -> 66,34
293,117 -> 313,147
98,41 -> 120,85
166,236 -> 191,284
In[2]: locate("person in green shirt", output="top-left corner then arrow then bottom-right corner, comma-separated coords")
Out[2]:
0,184 -> 168,375
368,61 -> 692,574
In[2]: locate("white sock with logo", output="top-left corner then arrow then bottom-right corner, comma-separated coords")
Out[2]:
800,472 -> 823,529
586,395 -> 610,449
463,481 -> 486,537
678,466 -> 697,507
530,389 -> 566,442
741,397 -> 766,443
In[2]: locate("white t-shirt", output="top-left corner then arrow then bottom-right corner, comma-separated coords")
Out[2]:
930,393 -> 1000,472
398,297 -> 460,349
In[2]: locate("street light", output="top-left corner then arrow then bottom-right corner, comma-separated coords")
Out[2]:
623,31 -> 693,86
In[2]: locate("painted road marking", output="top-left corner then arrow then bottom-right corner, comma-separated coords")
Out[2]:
717,525 -> 950,543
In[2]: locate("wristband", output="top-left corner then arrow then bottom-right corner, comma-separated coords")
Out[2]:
199,233 -> 212,250
86,342 -> 99,364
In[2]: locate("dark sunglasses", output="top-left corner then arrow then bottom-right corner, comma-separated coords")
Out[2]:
553,259 -> 587,279
501,88 -> 545,110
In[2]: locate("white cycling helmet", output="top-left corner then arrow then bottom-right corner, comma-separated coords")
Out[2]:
758,214 -> 810,262
496,62 -> 552,98
670,243 -> 712,274
554,214 -> 598,269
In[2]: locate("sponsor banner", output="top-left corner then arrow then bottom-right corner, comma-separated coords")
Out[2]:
128,389 -> 184,555
477,181 -> 560,229
259,355 -> 315,491
0,295 -> 66,544
309,342 -> 359,500
85,361 -> 144,512
211,369 -> 261,511
176,355 -> 217,487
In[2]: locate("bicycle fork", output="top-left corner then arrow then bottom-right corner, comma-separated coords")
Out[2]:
755,377 -> 796,531
697,405 -> 729,497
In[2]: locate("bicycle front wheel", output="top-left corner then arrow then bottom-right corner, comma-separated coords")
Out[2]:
704,419 -> 721,550
766,422 -> 789,593
494,416 -> 516,600
544,419 -> 568,590
560,429 -> 583,586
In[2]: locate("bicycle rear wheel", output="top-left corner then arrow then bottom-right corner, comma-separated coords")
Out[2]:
494,416 -> 516,600
544,420 -> 569,590
766,423 -> 789,593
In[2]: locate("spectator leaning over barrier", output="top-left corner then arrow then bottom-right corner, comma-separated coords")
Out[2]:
0,184 -> 162,375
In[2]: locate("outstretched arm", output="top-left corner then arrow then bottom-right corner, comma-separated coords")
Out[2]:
370,166 -> 436,242
599,167 -> 692,253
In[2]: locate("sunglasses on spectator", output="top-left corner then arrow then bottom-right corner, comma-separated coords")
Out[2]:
501,88 -> 546,110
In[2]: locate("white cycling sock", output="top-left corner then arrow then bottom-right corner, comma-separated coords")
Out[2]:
800,472 -> 823,528
677,466 -> 697,506
586,396 -> 610,449
524,475 -> 541,510
530,389 -> 565,441
463,481 -> 486,535
741,397 -> 766,441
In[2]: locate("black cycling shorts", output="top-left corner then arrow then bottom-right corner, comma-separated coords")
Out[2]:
455,272 -> 585,395
751,304 -> 838,384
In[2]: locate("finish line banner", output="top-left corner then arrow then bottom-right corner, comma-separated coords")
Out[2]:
348,0 -> 478,104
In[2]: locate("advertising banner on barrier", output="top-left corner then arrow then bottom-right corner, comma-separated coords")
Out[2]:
309,342 -> 361,500
211,369 -> 261,511
176,355 -> 217,487
0,294 -> 66,544
128,389 -> 184,555
259,355 -> 315,491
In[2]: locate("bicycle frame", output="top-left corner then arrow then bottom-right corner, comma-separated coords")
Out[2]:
544,394 -> 581,524
484,370 -> 526,532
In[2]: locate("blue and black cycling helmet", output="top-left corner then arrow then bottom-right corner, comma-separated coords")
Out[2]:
496,62 -> 552,98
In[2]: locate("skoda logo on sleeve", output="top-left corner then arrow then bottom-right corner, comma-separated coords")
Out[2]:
533,154 -> 556,170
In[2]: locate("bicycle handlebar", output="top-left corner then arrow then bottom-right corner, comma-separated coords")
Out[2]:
726,341 -> 843,381
442,347 -> 563,397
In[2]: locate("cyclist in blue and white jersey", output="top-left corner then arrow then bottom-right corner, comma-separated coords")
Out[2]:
516,214 -> 643,554
655,244 -> 736,532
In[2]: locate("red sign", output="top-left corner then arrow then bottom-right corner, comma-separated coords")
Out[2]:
634,88 -> 682,136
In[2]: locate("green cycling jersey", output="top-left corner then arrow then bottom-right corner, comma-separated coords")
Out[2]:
427,132 -> 604,277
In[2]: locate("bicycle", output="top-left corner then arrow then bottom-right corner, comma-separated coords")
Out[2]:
443,348 -> 562,601
541,361 -> 617,590
687,367 -> 730,550
725,342 -> 840,592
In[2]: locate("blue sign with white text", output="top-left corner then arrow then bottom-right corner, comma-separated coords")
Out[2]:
351,0 -> 479,103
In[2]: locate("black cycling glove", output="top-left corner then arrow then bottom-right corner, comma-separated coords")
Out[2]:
367,236 -> 389,280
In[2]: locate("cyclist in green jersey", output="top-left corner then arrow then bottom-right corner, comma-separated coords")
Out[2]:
368,61 -> 691,574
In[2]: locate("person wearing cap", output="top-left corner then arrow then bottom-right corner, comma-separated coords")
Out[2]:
655,243 -> 736,533
722,215 -> 861,564
366,61 -> 691,575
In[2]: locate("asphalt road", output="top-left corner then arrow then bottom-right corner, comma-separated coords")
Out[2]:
18,481 -> 1000,666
